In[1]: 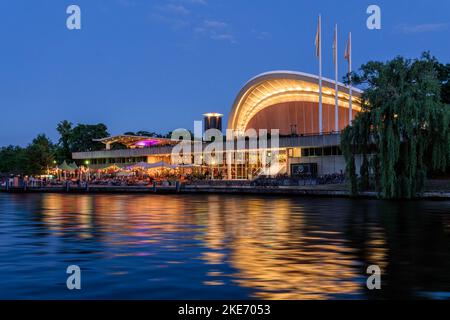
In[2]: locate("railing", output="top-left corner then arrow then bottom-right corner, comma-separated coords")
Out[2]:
72,133 -> 343,160
251,173 -> 346,187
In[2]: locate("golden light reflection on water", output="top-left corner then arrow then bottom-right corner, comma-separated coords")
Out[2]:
200,196 -> 364,299
38,193 -> 390,299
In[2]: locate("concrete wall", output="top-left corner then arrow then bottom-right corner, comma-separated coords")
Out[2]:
289,155 -> 363,176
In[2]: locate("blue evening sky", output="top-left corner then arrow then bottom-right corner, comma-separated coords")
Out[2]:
0,0 -> 449,146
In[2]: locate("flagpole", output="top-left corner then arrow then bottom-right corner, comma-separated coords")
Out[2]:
318,15 -> 323,134
334,24 -> 339,133
348,32 -> 353,126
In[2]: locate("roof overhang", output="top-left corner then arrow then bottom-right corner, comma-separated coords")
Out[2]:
93,135 -> 175,148
227,70 -> 363,132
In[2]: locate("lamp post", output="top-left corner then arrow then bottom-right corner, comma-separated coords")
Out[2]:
267,151 -> 272,177
85,160 -> 90,181
211,160 -> 216,180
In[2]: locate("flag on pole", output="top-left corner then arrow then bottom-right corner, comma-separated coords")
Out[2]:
344,32 -> 353,126
344,33 -> 351,63
315,15 -> 323,134
315,16 -> 321,58
333,24 -> 339,132
333,25 -> 337,66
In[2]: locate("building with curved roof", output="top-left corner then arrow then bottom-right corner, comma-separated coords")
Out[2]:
73,70 -> 364,179
228,71 -> 362,135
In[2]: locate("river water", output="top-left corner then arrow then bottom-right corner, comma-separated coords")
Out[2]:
0,193 -> 449,299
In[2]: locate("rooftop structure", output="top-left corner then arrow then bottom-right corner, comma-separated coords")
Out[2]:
228,71 -> 362,135
74,70 -> 364,179
93,135 -> 176,150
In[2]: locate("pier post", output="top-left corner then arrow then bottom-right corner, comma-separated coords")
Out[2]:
66,181 -> 70,192
176,181 -> 181,193
153,182 -> 157,193
6,180 -> 9,191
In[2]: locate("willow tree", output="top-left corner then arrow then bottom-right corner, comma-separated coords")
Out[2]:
341,53 -> 450,199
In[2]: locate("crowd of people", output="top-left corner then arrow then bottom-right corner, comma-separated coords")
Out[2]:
0,172 -> 209,189
1,171 -> 347,189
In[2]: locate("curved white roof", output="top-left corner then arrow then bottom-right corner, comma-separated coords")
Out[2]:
245,70 -> 363,94
228,70 -> 363,132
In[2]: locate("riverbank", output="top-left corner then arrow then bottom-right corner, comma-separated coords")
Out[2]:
2,184 -> 450,200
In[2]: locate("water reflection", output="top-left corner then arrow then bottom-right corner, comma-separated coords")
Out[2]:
0,193 -> 449,299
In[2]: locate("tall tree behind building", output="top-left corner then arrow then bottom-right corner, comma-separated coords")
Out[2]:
341,53 -> 450,199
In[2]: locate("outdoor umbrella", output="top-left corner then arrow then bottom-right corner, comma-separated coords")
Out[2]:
69,162 -> 79,170
148,161 -> 177,170
131,162 -> 154,170
58,161 -> 75,172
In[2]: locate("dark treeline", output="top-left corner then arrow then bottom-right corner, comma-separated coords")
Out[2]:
0,121 -> 174,176
0,122 -> 109,176
0,135 -> 53,176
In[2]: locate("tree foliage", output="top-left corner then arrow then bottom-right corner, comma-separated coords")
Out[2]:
435,60 -> 450,104
0,146 -> 27,174
55,121 -> 109,157
25,134 -> 55,175
67,123 -> 109,152
1,122 -> 110,175
56,120 -> 73,162
0,135 -> 55,175
341,53 -> 450,199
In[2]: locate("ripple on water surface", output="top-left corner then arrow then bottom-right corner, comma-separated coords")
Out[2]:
0,193 -> 449,299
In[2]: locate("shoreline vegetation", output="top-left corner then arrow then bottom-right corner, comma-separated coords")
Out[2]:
341,53 -> 450,199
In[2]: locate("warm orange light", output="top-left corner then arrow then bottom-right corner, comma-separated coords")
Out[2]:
203,113 -> 224,117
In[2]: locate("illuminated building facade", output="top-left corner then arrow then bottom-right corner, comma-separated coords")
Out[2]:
229,71 -> 361,135
203,113 -> 223,132
72,71 -> 363,179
